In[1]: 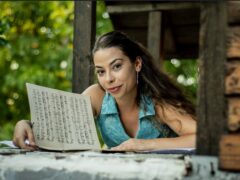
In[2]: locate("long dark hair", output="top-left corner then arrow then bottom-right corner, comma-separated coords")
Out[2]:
92,31 -> 196,118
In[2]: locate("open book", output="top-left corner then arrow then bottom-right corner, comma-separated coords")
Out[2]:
26,83 -> 101,151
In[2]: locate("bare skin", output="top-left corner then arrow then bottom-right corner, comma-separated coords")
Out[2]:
13,120 -> 37,150
13,47 -> 196,151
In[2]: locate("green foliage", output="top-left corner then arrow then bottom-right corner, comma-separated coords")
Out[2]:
0,122 -> 15,141
96,1 -> 113,37
163,59 -> 198,105
0,2 -> 73,127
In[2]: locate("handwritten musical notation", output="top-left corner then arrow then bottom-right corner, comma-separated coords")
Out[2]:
26,83 -> 100,151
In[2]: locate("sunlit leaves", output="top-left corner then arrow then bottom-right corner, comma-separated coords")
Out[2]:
0,2 -> 74,128
96,1 -> 113,37
163,59 -> 198,104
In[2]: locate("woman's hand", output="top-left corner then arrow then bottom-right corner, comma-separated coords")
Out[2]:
12,120 -> 37,150
111,138 -> 148,152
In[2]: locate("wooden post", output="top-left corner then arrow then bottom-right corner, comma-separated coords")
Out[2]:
72,1 -> 96,93
147,11 -> 163,68
197,1 -> 227,155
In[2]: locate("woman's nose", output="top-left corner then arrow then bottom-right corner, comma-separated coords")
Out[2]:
106,71 -> 114,83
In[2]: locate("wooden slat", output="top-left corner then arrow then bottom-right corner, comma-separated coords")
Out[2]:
227,98 -> 240,131
227,27 -> 240,58
225,61 -> 240,94
219,134 -> 240,171
147,11 -> 162,68
197,2 -> 227,155
72,1 -> 96,93
106,3 -> 200,14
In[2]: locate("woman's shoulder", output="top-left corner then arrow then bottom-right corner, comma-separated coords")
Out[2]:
153,99 -> 194,124
82,84 -> 105,116
83,84 -> 104,95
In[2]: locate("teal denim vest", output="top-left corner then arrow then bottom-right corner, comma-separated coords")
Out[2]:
96,93 -> 176,148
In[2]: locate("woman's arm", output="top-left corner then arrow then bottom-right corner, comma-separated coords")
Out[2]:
82,84 -> 105,117
111,103 -> 197,151
111,135 -> 195,151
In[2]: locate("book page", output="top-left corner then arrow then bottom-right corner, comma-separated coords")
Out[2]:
26,83 -> 101,151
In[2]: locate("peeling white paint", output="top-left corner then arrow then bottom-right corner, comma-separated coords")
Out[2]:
0,151 -> 186,180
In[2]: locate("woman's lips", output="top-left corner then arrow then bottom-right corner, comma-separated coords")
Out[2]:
107,85 -> 122,93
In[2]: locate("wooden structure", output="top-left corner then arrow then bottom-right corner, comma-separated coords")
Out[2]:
73,1 -> 96,93
105,2 -> 200,63
73,1 -> 240,170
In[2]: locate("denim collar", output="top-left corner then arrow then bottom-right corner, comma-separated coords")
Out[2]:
101,93 -> 155,118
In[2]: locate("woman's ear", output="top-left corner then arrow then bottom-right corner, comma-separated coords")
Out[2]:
135,56 -> 142,72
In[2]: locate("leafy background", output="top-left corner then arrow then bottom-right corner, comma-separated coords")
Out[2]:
0,2 -> 197,141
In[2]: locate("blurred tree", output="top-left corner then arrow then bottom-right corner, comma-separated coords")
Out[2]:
0,2 -> 74,140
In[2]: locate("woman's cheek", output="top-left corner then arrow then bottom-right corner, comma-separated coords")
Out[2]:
98,78 -> 106,90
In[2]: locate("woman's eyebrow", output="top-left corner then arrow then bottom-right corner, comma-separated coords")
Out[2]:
95,58 -> 123,68
109,58 -> 123,66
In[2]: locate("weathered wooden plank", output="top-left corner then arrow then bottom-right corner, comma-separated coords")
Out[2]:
106,3 -> 200,14
225,61 -> 240,94
219,134 -> 240,171
147,11 -> 162,68
228,1 -> 240,24
227,98 -> 240,131
72,1 -> 96,93
197,2 -> 227,155
227,27 -> 240,58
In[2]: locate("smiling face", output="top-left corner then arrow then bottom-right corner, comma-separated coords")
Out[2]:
93,47 -> 141,100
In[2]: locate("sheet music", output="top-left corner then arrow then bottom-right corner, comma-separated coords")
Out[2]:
26,83 -> 100,151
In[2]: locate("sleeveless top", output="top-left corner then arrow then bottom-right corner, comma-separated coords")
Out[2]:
96,93 -> 177,148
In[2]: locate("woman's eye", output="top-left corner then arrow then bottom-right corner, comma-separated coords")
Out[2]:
96,70 -> 105,76
113,64 -> 122,71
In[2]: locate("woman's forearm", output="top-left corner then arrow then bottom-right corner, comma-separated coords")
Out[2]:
145,134 -> 196,151
111,134 -> 196,151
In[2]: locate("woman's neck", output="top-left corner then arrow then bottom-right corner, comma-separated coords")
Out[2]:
115,89 -> 138,113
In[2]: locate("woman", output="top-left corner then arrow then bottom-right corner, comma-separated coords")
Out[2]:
13,31 -> 196,151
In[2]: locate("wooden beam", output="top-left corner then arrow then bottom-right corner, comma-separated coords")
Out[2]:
147,11 -> 162,68
106,3 -> 200,14
225,61 -> 240,95
227,27 -> 240,58
227,98 -> 240,131
197,2 -> 228,155
72,1 -> 96,93
219,134 -> 240,171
